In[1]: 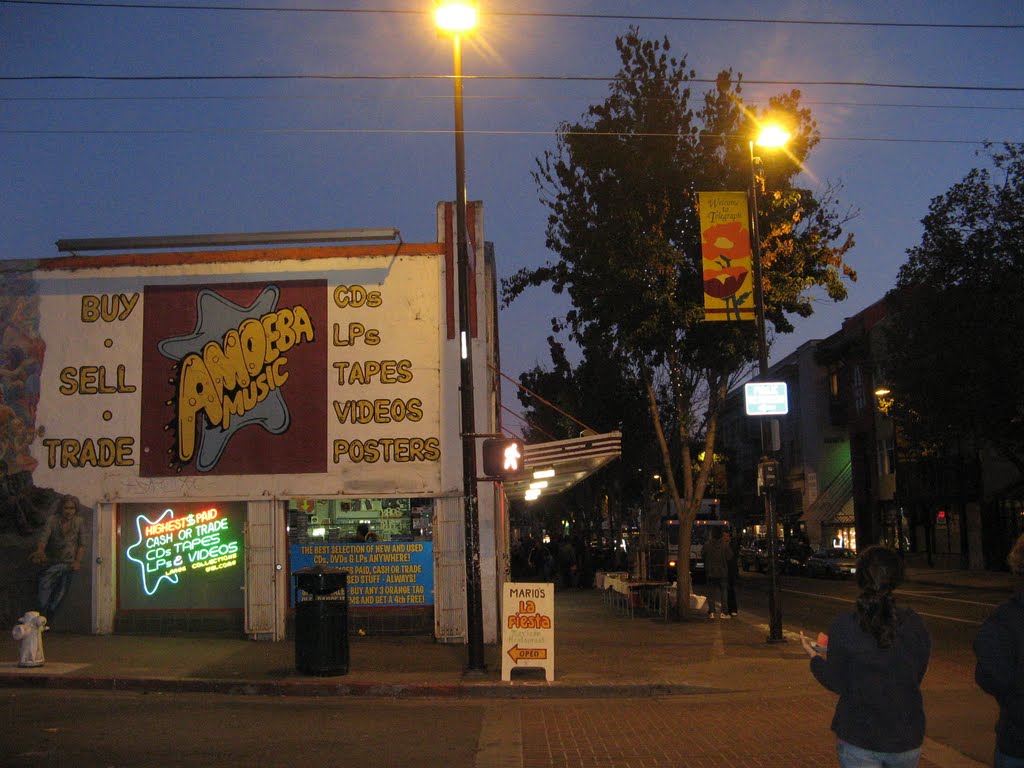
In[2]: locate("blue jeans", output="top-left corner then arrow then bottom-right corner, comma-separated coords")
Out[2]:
995,748 -> 1024,768
38,561 -> 75,619
837,739 -> 921,768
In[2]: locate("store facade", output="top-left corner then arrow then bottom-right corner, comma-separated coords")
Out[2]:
0,203 -> 504,643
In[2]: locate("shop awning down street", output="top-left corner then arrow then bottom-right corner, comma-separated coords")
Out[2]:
502,431 -> 622,502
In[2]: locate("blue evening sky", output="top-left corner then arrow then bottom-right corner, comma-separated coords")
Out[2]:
3,1 -> 1022,434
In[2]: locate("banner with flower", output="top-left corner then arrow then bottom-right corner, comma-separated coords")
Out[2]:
699,191 -> 755,322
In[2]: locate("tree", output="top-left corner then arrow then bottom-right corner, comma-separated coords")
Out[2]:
886,144 -> 1024,477
503,30 -> 856,618
512,331 -> 657,545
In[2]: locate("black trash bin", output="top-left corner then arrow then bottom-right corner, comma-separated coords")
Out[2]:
293,566 -> 349,676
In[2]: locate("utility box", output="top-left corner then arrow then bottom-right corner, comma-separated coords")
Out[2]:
293,567 -> 349,676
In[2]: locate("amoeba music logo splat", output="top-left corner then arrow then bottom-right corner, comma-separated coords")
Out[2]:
157,285 -> 315,472
124,507 -> 240,596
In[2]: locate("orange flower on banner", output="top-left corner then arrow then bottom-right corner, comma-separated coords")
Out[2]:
701,221 -> 749,262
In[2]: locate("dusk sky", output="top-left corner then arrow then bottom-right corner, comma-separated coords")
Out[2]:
3,1 -> 1022,436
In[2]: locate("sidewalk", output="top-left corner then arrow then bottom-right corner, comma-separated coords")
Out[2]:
0,566 -> 1012,767
2,588 -> 815,698
1,566 -> 1013,699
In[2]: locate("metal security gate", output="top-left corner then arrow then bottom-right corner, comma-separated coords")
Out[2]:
433,495 -> 467,643
245,500 -> 287,640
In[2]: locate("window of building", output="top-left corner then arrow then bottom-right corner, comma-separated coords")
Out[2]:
286,498 -> 435,614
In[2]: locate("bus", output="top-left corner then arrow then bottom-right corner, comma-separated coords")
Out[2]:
663,498 -> 728,582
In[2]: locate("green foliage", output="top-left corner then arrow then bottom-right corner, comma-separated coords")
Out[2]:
886,144 -> 1024,474
500,29 -> 858,610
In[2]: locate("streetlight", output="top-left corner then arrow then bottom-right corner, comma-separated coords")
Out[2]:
435,1 -> 486,672
748,121 -> 790,643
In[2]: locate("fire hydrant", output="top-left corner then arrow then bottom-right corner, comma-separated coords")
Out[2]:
12,611 -> 47,667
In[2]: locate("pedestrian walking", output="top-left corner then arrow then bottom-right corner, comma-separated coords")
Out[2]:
724,528 -> 739,616
701,526 -> 732,619
800,545 -> 931,768
974,532 -> 1024,767
30,494 -> 86,623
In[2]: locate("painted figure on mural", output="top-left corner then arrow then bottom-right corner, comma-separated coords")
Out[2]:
31,495 -> 87,623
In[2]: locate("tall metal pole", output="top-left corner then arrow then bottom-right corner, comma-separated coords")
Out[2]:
749,140 -> 783,643
451,34 -> 486,672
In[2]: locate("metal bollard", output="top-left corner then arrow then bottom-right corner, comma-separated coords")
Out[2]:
12,611 -> 47,667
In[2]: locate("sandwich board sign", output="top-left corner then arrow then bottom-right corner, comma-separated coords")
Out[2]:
744,382 -> 789,416
501,582 -> 554,682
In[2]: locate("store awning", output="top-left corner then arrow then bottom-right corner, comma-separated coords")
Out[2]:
502,431 -> 622,502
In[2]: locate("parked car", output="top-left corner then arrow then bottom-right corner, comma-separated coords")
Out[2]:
739,539 -> 767,572
739,539 -> 785,573
780,541 -> 814,575
806,547 -> 858,578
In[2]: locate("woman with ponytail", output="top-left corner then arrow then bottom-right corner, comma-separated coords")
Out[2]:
801,545 -> 931,768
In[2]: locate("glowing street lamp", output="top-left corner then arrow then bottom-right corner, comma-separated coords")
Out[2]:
434,1 -> 477,32
434,1 -> 486,673
748,120 -> 789,644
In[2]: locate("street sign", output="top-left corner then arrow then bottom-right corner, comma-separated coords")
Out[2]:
744,382 -> 789,416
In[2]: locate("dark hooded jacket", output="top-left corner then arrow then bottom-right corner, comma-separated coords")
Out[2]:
975,591 -> 1024,757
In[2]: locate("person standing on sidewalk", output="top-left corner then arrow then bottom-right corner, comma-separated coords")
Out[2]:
724,528 -> 739,616
701,526 -> 731,619
30,494 -> 86,622
974,532 -> 1024,767
800,545 -> 931,768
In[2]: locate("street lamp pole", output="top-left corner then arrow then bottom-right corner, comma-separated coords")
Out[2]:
436,2 -> 485,672
749,136 -> 784,643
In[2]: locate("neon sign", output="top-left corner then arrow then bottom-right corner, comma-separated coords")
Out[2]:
124,506 -> 240,596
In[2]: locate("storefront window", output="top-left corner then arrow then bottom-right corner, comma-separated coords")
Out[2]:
118,501 -> 246,611
287,498 -> 435,609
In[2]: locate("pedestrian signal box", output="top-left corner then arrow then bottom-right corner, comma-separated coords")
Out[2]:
758,459 -> 780,494
482,438 -> 525,479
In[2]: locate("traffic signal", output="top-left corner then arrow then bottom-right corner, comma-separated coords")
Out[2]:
481,438 -> 525,479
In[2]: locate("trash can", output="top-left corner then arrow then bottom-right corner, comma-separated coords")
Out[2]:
293,566 -> 349,676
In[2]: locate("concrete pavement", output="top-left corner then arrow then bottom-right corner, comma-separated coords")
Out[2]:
1,565 -> 1013,766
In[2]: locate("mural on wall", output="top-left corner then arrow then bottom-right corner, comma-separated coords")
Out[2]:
0,275 -> 44,475
0,274 -> 66,542
140,281 -> 329,476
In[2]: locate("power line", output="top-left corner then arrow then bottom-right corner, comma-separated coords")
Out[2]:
3,0 -> 1023,30
3,73 -> 1023,93
1,127 -> 1019,147
3,94 -> 1023,114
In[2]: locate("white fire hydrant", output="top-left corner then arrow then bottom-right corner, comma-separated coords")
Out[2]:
12,611 -> 47,667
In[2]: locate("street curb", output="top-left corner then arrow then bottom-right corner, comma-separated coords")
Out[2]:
0,673 -> 731,699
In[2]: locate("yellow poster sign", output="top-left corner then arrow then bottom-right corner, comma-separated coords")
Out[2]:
699,191 -> 755,321
501,582 -> 554,682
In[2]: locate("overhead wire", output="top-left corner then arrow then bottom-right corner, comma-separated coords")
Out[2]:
3,0 -> 1023,30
